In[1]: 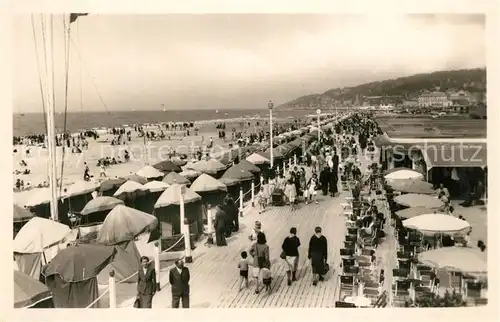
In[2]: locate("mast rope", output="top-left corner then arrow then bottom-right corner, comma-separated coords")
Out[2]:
59,15 -> 71,194
31,15 -> 48,134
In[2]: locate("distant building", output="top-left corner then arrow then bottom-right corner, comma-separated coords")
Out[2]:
418,91 -> 452,108
402,100 -> 419,108
448,90 -> 475,106
364,95 -> 403,106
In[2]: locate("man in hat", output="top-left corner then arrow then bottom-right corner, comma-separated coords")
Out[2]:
249,221 -> 265,244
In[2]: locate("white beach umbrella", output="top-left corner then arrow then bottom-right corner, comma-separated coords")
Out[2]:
143,180 -> 170,193
136,165 -> 164,179
418,247 -> 487,275
402,214 -> 470,235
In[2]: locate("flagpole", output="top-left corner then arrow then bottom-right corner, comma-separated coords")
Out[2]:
45,14 -> 59,221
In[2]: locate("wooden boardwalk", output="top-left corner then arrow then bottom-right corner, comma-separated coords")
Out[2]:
150,182 -> 349,308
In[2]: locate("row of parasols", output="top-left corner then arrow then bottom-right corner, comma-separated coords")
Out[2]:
381,167 -> 486,278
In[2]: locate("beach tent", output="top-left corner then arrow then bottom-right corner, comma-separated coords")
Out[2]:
169,157 -> 188,167
246,152 -> 270,165
98,178 -> 127,197
43,244 -> 117,308
221,166 -> 254,201
153,184 -> 203,239
153,160 -> 182,173
13,204 -> 35,238
179,169 -> 202,181
190,174 -> 228,223
80,196 -> 124,225
16,188 -> 71,226
136,165 -> 164,180
193,158 -> 227,177
230,159 -> 262,191
97,240 -> 142,285
113,180 -> 148,208
162,171 -> 191,186
96,205 -> 158,245
218,148 -> 243,166
63,181 -> 98,215
124,174 -> 148,185
135,181 -> 169,214
14,217 -> 72,281
14,269 -> 53,308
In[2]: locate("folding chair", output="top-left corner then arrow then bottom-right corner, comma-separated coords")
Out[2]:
392,268 -> 409,280
392,280 -> 411,305
343,266 -> 360,276
344,240 -> 356,250
361,248 -> 375,257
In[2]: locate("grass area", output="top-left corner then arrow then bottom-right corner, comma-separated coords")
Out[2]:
375,115 -> 486,138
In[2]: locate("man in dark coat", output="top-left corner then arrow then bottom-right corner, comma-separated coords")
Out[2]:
224,195 -> 239,232
319,167 -> 330,196
329,166 -> 338,196
332,151 -> 339,170
169,259 -> 190,308
136,256 -> 156,308
214,204 -> 228,246
308,226 -> 328,286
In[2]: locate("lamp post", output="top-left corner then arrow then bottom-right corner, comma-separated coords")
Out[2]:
316,108 -> 321,142
268,101 -> 274,169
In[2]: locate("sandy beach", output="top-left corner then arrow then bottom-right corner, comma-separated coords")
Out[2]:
13,116 -> 300,205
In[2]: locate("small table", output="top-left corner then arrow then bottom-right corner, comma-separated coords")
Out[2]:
344,296 -> 371,307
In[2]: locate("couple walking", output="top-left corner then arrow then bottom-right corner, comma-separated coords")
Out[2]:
281,226 -> 329,286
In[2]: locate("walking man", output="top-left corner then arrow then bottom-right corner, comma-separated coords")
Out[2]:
169,259 -> 190,308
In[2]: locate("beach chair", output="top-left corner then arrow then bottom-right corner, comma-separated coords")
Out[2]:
339,275 -> 356,297
345,234 -> 357,243
335,301 -> 356,308
392,280 -> 411,304
340,248 -> 355,258
344,240 -> 356,250
361,248 -> 375,257
347,227 -> 358,236
342,258 -> 356,268
392,268 -> 409,280
343,266 -> 360,276
465,281 -> 486,306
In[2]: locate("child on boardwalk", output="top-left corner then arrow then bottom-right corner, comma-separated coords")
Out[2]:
256,257 -> 272,294
238,251 -> 250,291
258,184 -> 269,214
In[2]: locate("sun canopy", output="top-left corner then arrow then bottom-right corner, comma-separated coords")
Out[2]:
384,168 -> 424,181
222,166 -> 255,182
162,171 -> 191,185
96,205 -> 158,245
192,159 -> 226,174
80,196 -> 124,216
14,217 -> 71,253
136,165 -> 164,179
43,244 -> 116,282
402,214 -> 470,234
394,193 -> 444,208
179,169 -> 201,179
13,204 -> 35,223
246,152 -> 270,165
14,269 -> 52,308
143,180 -> 169,192
388,179 -> 435,194
190,173 -> 227,193
396,207 -> 437,219
124,174 -> 148,185
63,181 -> 98,198
231,159 -> 261,174
418,247 -> 487,275
99,178 -> 127,193
153,160 -> 182,173
113,180 -> 148,199
154,183 -> 202,208
422,142 -> 487,169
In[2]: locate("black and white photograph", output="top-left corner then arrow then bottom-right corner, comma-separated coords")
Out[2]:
10,12 -> 489,310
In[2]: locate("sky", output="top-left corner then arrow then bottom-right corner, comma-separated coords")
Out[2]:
12,14 -> 486,113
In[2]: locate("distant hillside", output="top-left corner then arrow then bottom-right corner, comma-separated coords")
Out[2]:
279,68 -> 486,109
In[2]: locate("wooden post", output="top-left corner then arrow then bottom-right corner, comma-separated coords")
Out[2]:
289,158 -> 292,168
154,242 -> 161,291
108,270 -> 116,308
294,154 -> 297,167
239,186 -> 244,217
206,204 -> 214,245
179,186 -> 192,263
251,181 -> 255,207
283,161 -> 286,175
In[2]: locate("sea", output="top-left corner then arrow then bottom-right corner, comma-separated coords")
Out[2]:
13,109 -> 311,137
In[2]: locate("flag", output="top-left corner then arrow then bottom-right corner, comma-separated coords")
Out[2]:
69,13 -> 88,24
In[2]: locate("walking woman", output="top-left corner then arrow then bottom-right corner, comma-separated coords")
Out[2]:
308,226 -> 328,286
249,232 -> 270,294
285,179 -> 297,211
281,227 -> 301,285
214,203 -> 228,246
306,173 -> 319,205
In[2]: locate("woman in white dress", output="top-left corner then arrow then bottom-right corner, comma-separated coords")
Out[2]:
306,173 -> 319,205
